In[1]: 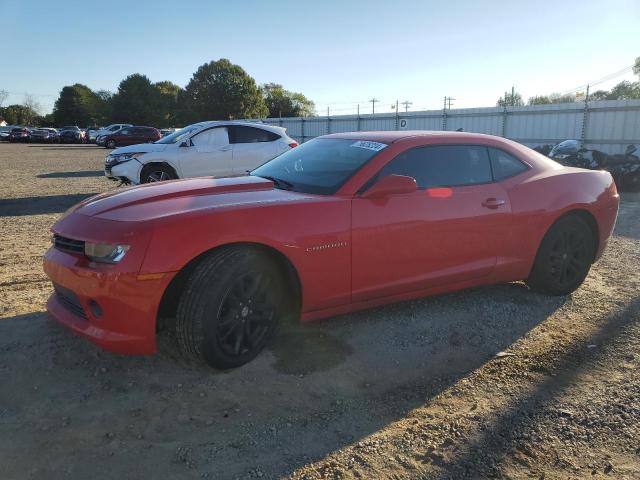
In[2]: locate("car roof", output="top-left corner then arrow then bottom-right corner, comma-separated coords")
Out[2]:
323,130 -> 511,144
192,120 -> 286,134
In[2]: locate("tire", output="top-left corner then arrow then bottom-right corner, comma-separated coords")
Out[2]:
175,247 -> 285,369
140,164 -> 177,183
106,139 -> 116,149
526,215 -> 596,295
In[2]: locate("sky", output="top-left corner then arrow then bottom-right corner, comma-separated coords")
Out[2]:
2,0 -> 638,116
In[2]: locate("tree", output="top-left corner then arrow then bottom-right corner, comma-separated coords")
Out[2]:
181,59 -> 267,122
53,84 -> 104,126
0,104 -> 39,125
528,92 -> 576,105
497,91 -> 524,107
154,81 -> 182,126
261,83 -> 315,117
110,74 -> 161,125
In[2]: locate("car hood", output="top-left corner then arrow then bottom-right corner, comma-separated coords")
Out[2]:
110,143 -> 168,155
67,176 -> 312,222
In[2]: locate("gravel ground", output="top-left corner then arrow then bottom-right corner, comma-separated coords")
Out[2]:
0,143 -> 638,480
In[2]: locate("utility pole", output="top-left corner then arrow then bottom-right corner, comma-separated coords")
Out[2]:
443,96 -> 455,110
401,100 -> 412,112
511,86 -> 515,106
327,106 -> 330,117
369,98 -> 379,115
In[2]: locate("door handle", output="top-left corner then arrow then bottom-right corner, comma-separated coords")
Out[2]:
481,198 -> 505,209
219,145 -> 232,152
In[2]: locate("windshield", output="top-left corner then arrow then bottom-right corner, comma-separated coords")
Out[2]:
251,138 -> 387,195
155,126 -> 196,144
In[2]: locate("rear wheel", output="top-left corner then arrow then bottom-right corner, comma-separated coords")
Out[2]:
526,215 -> 596,295
106,139 -> 116,149
140,164 -> 177,183
175,247 -> 284,369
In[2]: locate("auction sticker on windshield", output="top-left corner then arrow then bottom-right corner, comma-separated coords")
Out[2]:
350,140 -> 388,152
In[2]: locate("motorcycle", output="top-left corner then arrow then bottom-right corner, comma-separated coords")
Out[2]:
548,140 -> 640,192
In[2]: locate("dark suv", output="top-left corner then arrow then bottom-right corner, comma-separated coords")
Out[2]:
59,126 -> 86,144
103,126 -> 161,149
9,127 -> 31,142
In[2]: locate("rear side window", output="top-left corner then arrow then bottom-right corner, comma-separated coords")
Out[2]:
119,128 -> 130,135
489,148 -> 528,180
229,125 -> 280,144
378,145 -> 492,189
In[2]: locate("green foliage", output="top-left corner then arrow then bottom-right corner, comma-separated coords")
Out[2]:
0,104 -> 40,125
154,81 -> 182,127
110,74 -> 162,125
497,91 -> 524,107
261,83 -> 315,117
46,59 -> 313,127
182,59 -> 268,122
528,93 -> 577,105
53,84 -> 106,126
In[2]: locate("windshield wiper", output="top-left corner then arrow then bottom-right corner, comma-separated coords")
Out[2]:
256,175 -> 294,190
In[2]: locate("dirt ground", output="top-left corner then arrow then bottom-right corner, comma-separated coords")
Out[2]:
0,143 -> 638,480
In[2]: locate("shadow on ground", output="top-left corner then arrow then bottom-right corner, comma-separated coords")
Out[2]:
37,171 -> 103,179
0,283 -> 567,479
0,193 -> 98,216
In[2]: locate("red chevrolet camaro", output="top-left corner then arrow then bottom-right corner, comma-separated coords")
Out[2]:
43,131 -> 619,368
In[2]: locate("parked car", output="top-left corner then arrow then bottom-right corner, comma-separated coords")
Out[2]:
0,126 -> 13,141
95,124 -> 132,146
159,128 -> 180,137
102,126 -> 161,149
45,131 -> 619,369
105,121 -> 297,184
58,126 -> 86,144
8,127 -> 31,142
30,128 -> 59,143
86,127 -> 102,143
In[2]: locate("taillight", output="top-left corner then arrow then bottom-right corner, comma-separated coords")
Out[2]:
288,142 -> 298,148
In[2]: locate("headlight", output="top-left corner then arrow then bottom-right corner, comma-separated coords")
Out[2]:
84,242 -> 130,263
106,152 -> 145,165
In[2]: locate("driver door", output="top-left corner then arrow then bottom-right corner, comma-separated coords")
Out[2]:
351,144 -> 513,303
178,127 -> 232,178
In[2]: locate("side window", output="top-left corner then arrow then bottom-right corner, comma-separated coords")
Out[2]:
119,129 -> 130,135
489,148 -> 528,180
378,145 -> 492,189
191,127 -> 229,147
229,126 -> 280,144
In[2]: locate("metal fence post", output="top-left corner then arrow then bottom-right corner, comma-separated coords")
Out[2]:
395,100 -> 399,130
327,107 -> 331,134
580,85 -> 590,149
501,105 -> 508,137
300,117 -> 305,144
357,104 -> 361,131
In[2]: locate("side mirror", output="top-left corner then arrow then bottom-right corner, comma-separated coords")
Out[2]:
362,174 -> 417,199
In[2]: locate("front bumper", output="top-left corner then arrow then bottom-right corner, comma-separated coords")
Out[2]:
43,244 -> 175,355
105,159 -> 142,184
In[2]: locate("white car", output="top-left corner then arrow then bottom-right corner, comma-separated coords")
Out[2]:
95,124 -> 132,146
104,121 -> 298,184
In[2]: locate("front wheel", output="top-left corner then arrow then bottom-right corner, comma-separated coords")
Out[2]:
526,215 -> 596,295
140,164 -> 177,183
106,139 -> 116,149
175,247 -> 284,369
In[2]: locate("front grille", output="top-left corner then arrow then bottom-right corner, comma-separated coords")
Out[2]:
53,234 -> 85,254
54,284 -> 88,320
